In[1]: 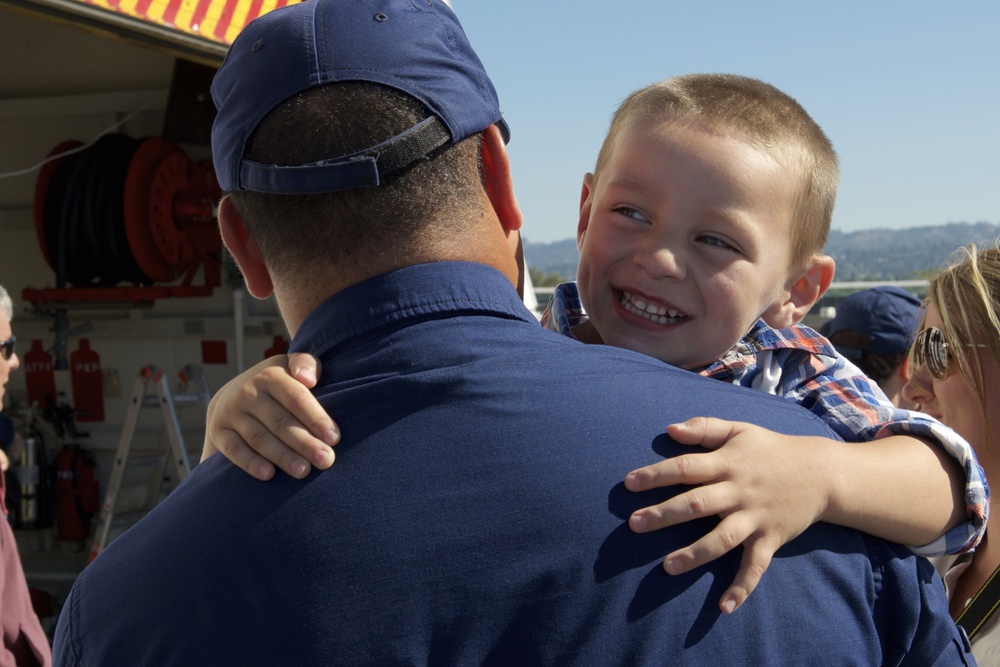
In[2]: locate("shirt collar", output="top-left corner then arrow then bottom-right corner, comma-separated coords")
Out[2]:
290,262 -> 535,358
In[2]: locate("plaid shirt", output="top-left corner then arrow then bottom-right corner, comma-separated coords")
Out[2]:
542,281 -> 987,556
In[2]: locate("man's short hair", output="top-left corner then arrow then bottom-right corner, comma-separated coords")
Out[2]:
228,83 -> 484,274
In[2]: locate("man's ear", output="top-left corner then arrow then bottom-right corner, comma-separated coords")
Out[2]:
217,196 -> 275,299
762,254 -> 836,328
480,125 -> 522,234
577,173 -> 595,253
897,355 -> 912,383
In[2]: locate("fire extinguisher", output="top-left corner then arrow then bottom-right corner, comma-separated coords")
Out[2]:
54,444 -> 99,542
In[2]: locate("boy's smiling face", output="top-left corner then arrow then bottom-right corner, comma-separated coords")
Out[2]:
575,117 -> 808,369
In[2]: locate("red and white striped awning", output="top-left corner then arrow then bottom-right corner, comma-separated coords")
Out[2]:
1,0 -> 304,64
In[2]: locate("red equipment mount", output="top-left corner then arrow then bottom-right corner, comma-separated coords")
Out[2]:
24,134 -> 222,307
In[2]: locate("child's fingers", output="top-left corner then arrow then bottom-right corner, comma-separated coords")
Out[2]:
718,536 -> 778,614
666,417 -> 747,449
625,418 -> 751,490
252,363 -> 339,450
288,352 -> 323,389
629,481 -> 740,533
659,513 -> 754,577
223,416 -> 323,479
242,395 -> 336,470
210,427 -> 278,481
624,451 -> 721,493
271,379 -> 340,451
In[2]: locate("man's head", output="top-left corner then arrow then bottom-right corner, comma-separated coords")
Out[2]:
574,74 -> 837,368
210,0 -> 522,328
826,285 -> 921,372
826,286 -> 922,408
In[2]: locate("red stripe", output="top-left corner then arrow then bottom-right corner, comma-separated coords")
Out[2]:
134,0 -> 153,17
242,0 -> 266,25
190,0 -> 214,33
162,0 -> 184,26
212,0 -> 240,40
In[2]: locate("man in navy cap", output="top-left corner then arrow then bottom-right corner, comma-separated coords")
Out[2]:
52,1 -> 970,664
825,285 -> 923,409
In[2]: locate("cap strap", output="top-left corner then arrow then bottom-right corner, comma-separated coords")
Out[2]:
238,117 -> 451,194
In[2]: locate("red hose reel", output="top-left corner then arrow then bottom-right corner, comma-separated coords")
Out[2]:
27,134 -> 222,304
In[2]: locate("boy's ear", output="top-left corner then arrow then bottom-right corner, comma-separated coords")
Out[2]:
217,196 -> 275,299
480,125 -> 522,234
577,173 -> 596,253
762,254 -> 836,329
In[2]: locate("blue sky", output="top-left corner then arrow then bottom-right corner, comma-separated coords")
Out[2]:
450,2 -> 999,244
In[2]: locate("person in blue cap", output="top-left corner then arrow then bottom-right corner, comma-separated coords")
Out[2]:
825,285 -> 923,409
53,1 -> 972,664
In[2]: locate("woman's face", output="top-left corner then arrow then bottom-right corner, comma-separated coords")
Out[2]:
902,303 -> 998,454
0,315 -> 17,411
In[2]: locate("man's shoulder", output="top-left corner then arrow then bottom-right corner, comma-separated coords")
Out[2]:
511,329 -> 839,441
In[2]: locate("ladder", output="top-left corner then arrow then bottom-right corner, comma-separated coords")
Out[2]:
88,364 -> 209,563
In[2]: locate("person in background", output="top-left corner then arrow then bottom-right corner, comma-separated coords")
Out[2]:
0,285 -> 51,667
902,243 -> 1000,662
825,285 -> 923,409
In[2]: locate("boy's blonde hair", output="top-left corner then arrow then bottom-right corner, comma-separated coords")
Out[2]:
921,242 -> 1000,447
594,73 -> 839,268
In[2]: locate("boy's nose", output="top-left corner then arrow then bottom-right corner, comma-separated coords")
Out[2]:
635,244 -> 685,281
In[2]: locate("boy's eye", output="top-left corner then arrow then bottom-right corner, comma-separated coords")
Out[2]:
613,206 -> 649,223
697,234 -> 738,252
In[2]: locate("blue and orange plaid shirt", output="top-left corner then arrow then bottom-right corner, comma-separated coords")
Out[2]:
542,281 -> 988,556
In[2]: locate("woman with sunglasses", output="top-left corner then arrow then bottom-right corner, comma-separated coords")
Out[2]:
0,285 -> 50,666
902,244 -> 1000,661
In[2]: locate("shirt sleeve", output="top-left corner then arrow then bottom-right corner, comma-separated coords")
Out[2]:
771,347 -> 988,556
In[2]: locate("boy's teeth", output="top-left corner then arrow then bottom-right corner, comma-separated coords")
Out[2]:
621,291 -> 685,324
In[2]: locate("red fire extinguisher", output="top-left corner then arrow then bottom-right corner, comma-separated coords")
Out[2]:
54,445 -> 99,542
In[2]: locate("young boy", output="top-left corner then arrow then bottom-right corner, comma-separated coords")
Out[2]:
204,74 -> 986,614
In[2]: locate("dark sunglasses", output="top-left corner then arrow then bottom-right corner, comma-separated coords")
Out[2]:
0,336 -> 14,361
912,326 -> 986,381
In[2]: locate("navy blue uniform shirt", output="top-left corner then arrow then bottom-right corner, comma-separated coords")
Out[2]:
54,262 -> 973,665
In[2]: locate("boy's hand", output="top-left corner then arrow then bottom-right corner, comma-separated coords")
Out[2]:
624,417 -> 830,615
203,353 -> 339,480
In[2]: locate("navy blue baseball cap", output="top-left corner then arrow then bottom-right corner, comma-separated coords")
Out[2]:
825,286 -> 923,357
211,0 -> 509,194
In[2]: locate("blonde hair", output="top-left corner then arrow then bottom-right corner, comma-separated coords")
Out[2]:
0,285 -> 11,322
594,74 -> 839,268
922,242 -> 1000,445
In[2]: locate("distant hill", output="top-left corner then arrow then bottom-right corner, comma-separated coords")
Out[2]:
524,221 -> 1000,284
823,222 -> 1000,281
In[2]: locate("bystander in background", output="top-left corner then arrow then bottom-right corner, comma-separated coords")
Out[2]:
0,285 -> 51,666
825,285 -> 922,409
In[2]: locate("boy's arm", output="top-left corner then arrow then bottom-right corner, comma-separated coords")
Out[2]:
627,339 -> 986,615
625,418 -> 967,614
774,348 -> 987,556
203,354 -> 338,480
